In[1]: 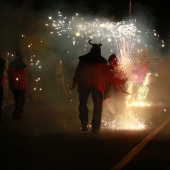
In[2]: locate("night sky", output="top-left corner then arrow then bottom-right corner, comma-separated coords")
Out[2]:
1,0 -> 170,36
32,0 -> 170,38
0,0 -> 170,51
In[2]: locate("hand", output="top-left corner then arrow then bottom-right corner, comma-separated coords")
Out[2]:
67,83 -> 76,90
71,82 -> 76,90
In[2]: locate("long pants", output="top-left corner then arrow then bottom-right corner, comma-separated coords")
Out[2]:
78,88 -> 103,131
0,86 -> 3,119
12,89 -> 26,119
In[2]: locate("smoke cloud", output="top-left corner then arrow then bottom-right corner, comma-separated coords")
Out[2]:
0,0 -> 169,129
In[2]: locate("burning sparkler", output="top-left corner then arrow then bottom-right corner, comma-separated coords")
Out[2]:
45,11 -> 164,130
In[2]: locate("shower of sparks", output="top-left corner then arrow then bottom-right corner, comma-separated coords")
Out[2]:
46,12 -> 163,77
20,34 -> 44,92
126,72 -> 152,107
46,12 -> 164,130
102,110 -> 146,130
29,55 -> 43,91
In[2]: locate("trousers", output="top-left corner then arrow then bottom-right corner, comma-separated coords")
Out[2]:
78,88 -> 103,131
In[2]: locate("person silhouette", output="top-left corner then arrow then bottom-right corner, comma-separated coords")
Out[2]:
71,40 -> 108,133
0,51 -> 6,123
8,50 -> 27,120
56,58 -> 68,96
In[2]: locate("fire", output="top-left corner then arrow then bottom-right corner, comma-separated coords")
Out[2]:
126,72 -> 152,107
45,12 -> 164,130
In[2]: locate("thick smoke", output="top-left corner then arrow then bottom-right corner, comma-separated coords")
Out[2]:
0,0 -> 170,131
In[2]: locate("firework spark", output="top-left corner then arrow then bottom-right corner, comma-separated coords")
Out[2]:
46,12 -> 164,130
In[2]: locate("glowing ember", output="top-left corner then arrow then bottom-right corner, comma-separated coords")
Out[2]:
126,73 -> 152,107
102,111 -> 146,130
46,12 -> 164,130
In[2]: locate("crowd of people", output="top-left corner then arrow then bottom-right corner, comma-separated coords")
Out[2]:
0,43 -> 128,134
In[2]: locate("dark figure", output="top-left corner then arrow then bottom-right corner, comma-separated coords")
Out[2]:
104,54 -> 127,115
56,58 -> 68,95
71,40 -> 108,133
8,50 -> 27,120
0,52 -> 6,123
3,53 -> 10,99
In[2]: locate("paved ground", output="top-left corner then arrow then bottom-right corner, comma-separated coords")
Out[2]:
0,91 -> 170,170
122,121 -> 170,170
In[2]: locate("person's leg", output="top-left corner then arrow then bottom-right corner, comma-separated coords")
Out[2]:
60,77 -> 68,95
103,97 -> 116,115
12,90 -> 20,119
79,89 -> 90,131
56,79 -> 60,95
0,86 -> 3,122
91,89 -> 103,132
19,89 -> 26,119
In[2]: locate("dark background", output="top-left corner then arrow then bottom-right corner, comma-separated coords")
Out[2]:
0,0 -> 170,51
24,0 -> 170,39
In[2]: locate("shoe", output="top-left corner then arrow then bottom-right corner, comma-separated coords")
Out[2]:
81,126 -> 88,131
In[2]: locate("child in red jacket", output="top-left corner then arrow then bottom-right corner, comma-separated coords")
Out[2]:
104,54 -> 127,115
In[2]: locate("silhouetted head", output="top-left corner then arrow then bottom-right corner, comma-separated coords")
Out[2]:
89,40 -> 102,56
108,54 -> 118,65
10,50 -> 27,69
16,50 -> 24,61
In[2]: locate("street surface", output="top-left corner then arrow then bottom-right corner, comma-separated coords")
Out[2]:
0,90 -> 170,170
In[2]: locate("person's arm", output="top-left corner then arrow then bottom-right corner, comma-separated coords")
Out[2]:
0,59 -> 6,78
71,61 -> 81,90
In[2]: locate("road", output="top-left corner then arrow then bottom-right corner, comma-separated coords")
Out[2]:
0,91 -> 170,170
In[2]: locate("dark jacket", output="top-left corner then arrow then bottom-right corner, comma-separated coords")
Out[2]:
8,58 -> 27,89
73,52 -> 108,94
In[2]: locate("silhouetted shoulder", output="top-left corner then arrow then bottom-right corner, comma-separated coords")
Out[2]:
79,53 -> 107,63
9,60 -> 27,70
100,56 -> 107,63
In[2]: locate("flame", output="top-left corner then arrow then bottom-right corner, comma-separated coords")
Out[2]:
126,73 -> 152,107
46,12 -> 164,131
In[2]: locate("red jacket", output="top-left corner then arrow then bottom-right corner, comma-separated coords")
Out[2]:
105,63 -> 127,87
73,53 -> 108,94
8,59 -> 27,89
